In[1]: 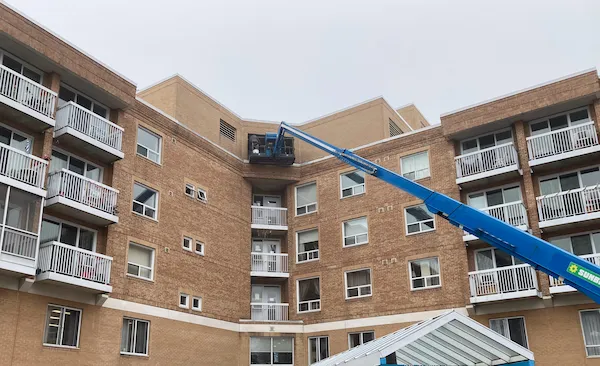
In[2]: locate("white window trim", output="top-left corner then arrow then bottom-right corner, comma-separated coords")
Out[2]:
404,204 -> 436,236
489,316 -> 529,349
197,188 -> 207,203
195,240 -> 205,256
538,164 -> 600,193
295,182 -> 318,217
348,331 -> 375,349
43,304 -> 82,349
192,296 -> 202,311
296,276 -> 321,314
580,309 -> 600,358
400,151 -> 431,181
340,170 -> 366,199
308,336 -> 329,363
185,183 -> 195,198
529,106 -> 591,134
344,268 -> 372,300
51,147 -> 104,182
179,293 -> 189,309
474,247 -> 520,271
42,215 -> 98,252
249,337 -> 294,366
136,126 -> 162,164
466,183 -> 523,207
132,182 -> 159,220
58,83 -> 110,119
459,127 -> 514,154
0,48 -> 44,83
127,242 -> 155,281
296,228 -> 319,264
182,236 -> 192,252
120,317 -> 150,357
408,257 -> 441,291
342,217 -> 369,247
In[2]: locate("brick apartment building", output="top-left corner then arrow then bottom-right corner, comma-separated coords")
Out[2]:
1,3 -> 600,365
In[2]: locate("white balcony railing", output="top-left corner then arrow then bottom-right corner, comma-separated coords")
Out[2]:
537,185 -> 600,223
455,142 -> 518,179
480,201 -> 528,228
38,241 -> 112,285
550,253 -> 600,288
0,63 -> 57,119
56,102 -> 123,152
47,169 -> 118,215
251,206 -> 287,228
250,303 -> 289,321
469,264 -> 538,299
251,252 -> 289,274
527,122 -> 599,161
1,225 -> 38,259
0,143 -> 47,189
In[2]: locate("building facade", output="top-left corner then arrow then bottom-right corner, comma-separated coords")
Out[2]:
1,3 -> 600,365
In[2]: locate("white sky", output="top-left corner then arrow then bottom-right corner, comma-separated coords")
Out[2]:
8,0 -> 600,124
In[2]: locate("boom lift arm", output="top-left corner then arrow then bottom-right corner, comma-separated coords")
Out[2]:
271,121 -> 600,304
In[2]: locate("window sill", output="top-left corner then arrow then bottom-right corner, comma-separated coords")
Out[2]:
136,152 -> 162,167
43,343 -> 79,350
345,294 -> 372,301
410,284 -> 442,292
126,273 -> 155,283
131,210 -> 159,222
120,352 -> 149,358
178,305 -> 189,309
340,192 -> 366,200
192,308 -> 202,312
343,241 -> 368,248
295,210 -> 318,218
297,309 -> 321,314
405,228 -> 436,236
296,258 -> 319,264
195,252 -> 205,256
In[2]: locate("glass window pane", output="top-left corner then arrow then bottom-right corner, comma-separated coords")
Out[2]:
347,270 -> 371,287
349,333 -> 360,348
78,229 -> 95,251
571,235 -> 594,256
478,134 -> 496,149
22,67 -> 41,83
341,171 -> 364,189
551,237 -> 573,253
2,55 -> 22,73
486,189 -> 504,207
570,109 -> 590,124
85,164 -> 101,182
406,205 -> 433,224
44,305 -> 62,345
59,223 -> 78,246
363,332 -> 374,343
508,318 -> 528,348
299,278 -> 320,301
128,243 -> 153,268
58,87 -> 76,105
10,133 -> 30,153
50,150 -> 69,173
137,127 -> 160,152
134,321 -> 148,354
0,126 -> 11,146
344,217 -> 368,237
298,229 -> 318,252
581,168 -> 600,187
250,337 -> 272,365
133,183 -> 157,208
549,114 -> 568,130
297,183 -> 317,207
121,318 -> 134,353
495,130 -> 512,145
40,219 -> 60,243
6,188 -> 41,233
494,250 -> 513,267
559,173 -> 580,190
93,104 -> 107,118
476,249 -> 495,270
503,186 -> 521,203
76,94 -> 92,111
461,139 -> 478,153
530,121 -> 549,135
540,178 -> 560,195
582,311 -> 600,356
468,192 -> 486,209
68,157 -> 85,176
61,308 -> 80,347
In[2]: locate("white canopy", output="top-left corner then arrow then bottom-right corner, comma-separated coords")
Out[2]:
312,311 -> 534,366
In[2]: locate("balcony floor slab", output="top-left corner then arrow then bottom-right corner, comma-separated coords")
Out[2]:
456,165 -> 521,188
36,271 -> 112,293
54,127 -> 124,163
0,94 -> 55,132
251,224 -> 288,231
250,271 -> 289,278
469,289 -> 539,304
45,196 -> 118,226
538,211 -> 600,231
529,145 -> 600,170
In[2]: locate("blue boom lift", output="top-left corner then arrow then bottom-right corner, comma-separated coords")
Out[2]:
263,122 -> 600,304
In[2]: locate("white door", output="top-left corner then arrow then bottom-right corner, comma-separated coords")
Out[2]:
252,239 -> 281,272
251,285 -> 281,321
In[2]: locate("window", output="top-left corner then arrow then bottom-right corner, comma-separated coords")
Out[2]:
58,84 -> 109,118
179,293 -> 189,308
127,243 -> 155,280
182,236 -> 192,251
192,297 -> 202,311
197,188 -> 207,203
309,336 -> 329,363
490,317 -> 528,348
132,183 -> 158,219
405,204 -> 435,234
0,123 -> 33,154
539,167 -> 600,196
467,185 -> 526,226
0,185 -> 42,239
250,337 -> 293,365
581,310 -> 600,357
343,217 -> 368,247
474,248 -> 523,271
401,151 -> 430,180
345,269 -> 372,299
297,277 -> 320,313
410,257 -> 440,290
296,229 -> 319,263
389,119 -> 402,137
551,232 -> 600,257
40,218 -> 97,252
185,183 -> 195,197
348,331 -> 374,349
136,126 -> 161,163
460,129 -> 513,154
295,182 -> 317,216
0,50 -> 42,83
340,170 -> 365,198
49,150 -> 102,182
195,240 -> 205,256
43,305 -> 81,348
120,318 -> 149,356
220,119 -> 236,142
530,107 -> 590,136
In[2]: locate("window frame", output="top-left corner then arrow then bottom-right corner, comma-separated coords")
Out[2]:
400,151 -> 431,181
489,316 -> 529,349
182,236 -> 192,252
538,164 -> 600,195
344,268 -> 373,300
296,276 -> 321,314
474,247 -> 521,271
466,183 -> 523,208
409,257 -> 441,291
295,182 -> 318,217
340,170 -> 366,199
528,106 -> 591,135
342,216 -> 369,247
195,240 -> 205,256
42,304 -> 82,349
0,120 -> 34,153
58,83 -> 110,119
179,293 -> 190,309
132,182 -> 159,220
50,148 -> 104,182
197,188 -> 207,203
549,230 -> 600,256
0,48 -> 44,84
184,183 -> 195,198
580,309 -> 600,357
126,242 -> 155,281
348,331 -> 375,349
249,336 -> 294,366
120,317 -> 150,357
296,228 -> 319,264
136,126 -> 162,164
459,127 -> 514,154
41,215 -> 98,251
308,336 -> 329,363
404,204 -> 436,235
192,296 -> 202,311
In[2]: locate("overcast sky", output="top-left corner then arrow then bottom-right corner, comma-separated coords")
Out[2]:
8,0 -> 600,124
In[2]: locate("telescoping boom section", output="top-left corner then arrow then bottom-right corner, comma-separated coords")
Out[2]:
273,121 -> 600,304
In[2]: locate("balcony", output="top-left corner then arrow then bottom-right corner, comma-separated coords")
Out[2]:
527,122 -> 600,169
54,102 -> 124,162
537,185 -> 600,229
251,206 -> 287,230
0,63 -> 57,130
468,264 -> 539,303
463,202 -> 529,241
455,143 -> 520,185
46,169 -> 119,225
37,241 -> 112,293
0,143 -> 47,196
250,303 -> 289,321
251,253 -> 289,278
0,226 -> 39,276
